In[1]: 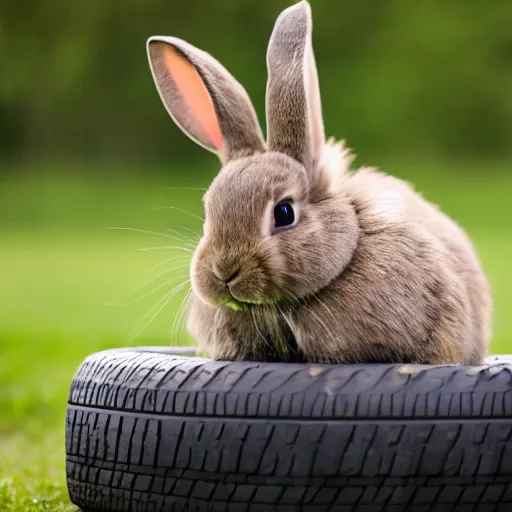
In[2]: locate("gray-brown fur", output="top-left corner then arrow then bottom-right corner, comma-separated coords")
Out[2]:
266,1 -> 324,178
148,1 -> 492,364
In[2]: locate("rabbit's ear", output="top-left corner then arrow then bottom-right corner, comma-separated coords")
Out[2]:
147,36 -> 265,163
265,1 -> 325,173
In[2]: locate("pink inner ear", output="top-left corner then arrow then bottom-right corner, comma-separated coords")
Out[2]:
162,45 -> 223,150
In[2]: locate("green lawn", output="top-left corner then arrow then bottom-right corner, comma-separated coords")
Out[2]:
0,162 -> 511,510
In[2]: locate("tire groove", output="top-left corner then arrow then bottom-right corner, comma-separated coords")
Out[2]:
67,403 -> 512,423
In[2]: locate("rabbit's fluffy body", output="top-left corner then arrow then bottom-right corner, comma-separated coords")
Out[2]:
147,1 -> 492,364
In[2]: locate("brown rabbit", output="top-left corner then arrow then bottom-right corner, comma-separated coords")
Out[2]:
147,1 -> 492,364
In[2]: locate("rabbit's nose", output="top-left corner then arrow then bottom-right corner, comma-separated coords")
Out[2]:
225,268 -> 240,286
213,262 -> 240,285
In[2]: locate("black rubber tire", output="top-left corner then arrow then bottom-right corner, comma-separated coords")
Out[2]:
66,348 -> 512,512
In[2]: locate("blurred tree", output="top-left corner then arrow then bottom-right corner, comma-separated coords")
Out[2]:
0,0 -> 511,169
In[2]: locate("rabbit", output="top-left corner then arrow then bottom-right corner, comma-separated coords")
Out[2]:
146,0 -> 492,365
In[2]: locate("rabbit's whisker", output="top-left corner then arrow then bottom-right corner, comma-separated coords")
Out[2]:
130,279 -> 191,339
164,186 -> 208,192
109,226 -> 197,252
152,206 -> 204,222
251,307 -> 270,351
150,255 -> 190,273
108,226 -> 186,240
165,227 -> 198,248
171,288 -> 192,346
108,270 -> 190,306
140,245 -> 193,253
169,225 -> 200,238
305,304 -> 331,343
311,292 -> 337,323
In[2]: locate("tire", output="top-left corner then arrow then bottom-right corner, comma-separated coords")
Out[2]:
66,348 -> 512,512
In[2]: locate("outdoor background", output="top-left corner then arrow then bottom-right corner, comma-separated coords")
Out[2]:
1,1 -> 511,510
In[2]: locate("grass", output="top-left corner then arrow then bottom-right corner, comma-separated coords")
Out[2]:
0,160 -> 511,510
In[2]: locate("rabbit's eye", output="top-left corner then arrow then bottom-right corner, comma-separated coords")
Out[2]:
274,201 -> 295,230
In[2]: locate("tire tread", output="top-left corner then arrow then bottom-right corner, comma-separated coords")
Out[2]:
66,349 -> 512,511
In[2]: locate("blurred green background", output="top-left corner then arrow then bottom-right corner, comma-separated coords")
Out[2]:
1,0 -> 511,509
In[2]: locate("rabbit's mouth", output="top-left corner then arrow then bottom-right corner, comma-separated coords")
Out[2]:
224,296 -> 268,312
224,298 -> 250,312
